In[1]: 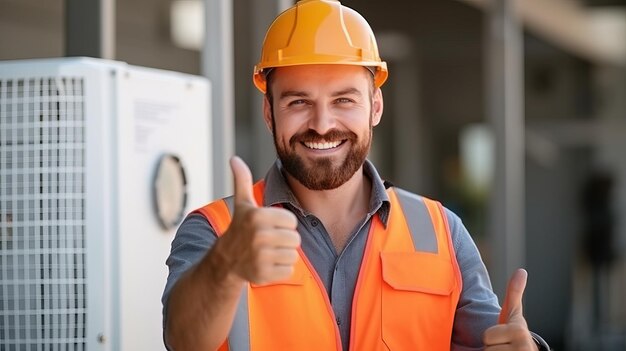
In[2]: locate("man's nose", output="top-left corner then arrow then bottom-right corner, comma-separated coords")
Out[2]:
307,105 -> 336,135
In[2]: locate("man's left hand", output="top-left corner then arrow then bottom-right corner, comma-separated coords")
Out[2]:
483,269 -> 539,351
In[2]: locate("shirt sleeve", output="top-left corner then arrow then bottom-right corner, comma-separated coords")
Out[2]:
446,208 -> 551,351
161,213 -> 218,328
445,208 -> 501,350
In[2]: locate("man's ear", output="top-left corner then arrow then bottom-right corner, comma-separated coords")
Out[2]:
263,96 -> 273,133
372,87 -> 384,127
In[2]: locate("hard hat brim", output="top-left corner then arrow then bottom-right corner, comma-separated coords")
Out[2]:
253,61 -> 388,94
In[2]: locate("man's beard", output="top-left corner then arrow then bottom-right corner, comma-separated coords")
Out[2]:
272,116 -> 372,191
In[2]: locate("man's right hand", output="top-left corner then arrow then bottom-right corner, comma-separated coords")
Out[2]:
218,156 -> 301,285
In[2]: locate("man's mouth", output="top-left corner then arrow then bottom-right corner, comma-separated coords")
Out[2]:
302,140 -> 345,150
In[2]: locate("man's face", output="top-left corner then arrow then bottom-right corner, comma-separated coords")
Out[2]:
264,64 -> 383,190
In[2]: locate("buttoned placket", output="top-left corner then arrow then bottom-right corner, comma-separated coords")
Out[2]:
298,209 -> 375,348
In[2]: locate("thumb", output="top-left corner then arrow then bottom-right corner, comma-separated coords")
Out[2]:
230,156 -> 257,206
498,268 -> 528,324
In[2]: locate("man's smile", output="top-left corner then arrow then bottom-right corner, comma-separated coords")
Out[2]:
302,140 -> 345,150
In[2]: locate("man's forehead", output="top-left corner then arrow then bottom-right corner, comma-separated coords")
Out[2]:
270,65 -> 373,90
272,64 -> 371,79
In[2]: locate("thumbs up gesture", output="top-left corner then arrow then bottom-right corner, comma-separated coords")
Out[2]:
483,269 -> 539,350
217,156 -> 301,285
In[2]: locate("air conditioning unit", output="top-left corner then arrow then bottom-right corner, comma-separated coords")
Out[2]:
0,58 -> 212,350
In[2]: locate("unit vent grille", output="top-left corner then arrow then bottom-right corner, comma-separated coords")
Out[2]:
0,77 -> 87,350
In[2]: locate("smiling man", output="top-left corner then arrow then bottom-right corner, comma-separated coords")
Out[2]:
162,1 -> 550,350
270,65 -> 379,193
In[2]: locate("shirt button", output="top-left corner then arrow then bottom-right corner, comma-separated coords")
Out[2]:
336,317 -> 341,326
310,219 -> 319,227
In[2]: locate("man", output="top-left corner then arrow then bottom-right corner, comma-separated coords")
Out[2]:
162,0 -> 550,350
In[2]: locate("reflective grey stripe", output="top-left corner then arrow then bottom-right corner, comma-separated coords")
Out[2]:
220,195 -> 250,351
227,287 -> 251,351
393,188 -> 438,253
224,195 -> 235,218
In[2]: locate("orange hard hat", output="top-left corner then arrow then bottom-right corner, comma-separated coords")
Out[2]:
253,0 -> 388,93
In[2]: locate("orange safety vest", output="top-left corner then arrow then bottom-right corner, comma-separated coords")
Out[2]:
193,181 -> 462,351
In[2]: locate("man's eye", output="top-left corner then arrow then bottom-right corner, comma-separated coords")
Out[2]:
288,99 -> 307,106
336,98 -> 354,104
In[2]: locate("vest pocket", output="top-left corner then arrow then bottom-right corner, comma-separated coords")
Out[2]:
380,252 -> 456,350
381,252 -> 454,294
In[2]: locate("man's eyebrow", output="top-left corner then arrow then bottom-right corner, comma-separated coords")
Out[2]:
279,90 -> 309,99
278,87 -> 362,99
331,87 -> 361,97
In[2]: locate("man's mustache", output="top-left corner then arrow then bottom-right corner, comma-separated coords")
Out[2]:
289,129 -> 357,146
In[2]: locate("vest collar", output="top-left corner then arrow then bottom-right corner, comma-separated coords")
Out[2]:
261,159 -> 391,227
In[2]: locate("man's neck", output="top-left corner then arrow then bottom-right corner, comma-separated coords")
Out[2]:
286,167 -> 372,253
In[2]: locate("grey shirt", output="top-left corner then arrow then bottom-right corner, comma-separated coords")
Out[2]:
163,160 -> 503,350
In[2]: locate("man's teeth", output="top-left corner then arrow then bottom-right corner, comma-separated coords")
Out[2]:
304,141 -> 342,150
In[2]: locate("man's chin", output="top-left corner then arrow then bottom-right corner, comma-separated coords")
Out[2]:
282,166 -> 340,190
278,148 -> 367,190
301,178 -> 345,191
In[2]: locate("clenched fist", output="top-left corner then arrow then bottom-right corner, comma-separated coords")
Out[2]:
217,156 -> 301,285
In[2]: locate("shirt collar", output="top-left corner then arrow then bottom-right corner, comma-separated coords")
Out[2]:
262,159 -> 391,226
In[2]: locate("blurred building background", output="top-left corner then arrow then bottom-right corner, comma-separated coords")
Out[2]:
1,0 -> 626,349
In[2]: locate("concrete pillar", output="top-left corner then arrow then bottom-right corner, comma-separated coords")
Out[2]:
485,0 -> 526,298
65,0 -> 115,59
203,0 -> 235,197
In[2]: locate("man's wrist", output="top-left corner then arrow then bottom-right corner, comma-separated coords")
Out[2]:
531,332 -> 551,351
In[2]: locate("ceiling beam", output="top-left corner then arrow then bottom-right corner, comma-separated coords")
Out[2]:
458,0 -> 626,65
